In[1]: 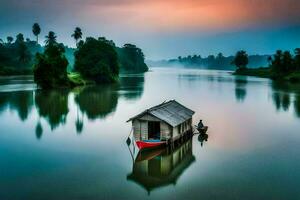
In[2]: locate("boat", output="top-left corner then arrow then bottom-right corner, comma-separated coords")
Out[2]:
197,126 -> 208,134
136,140 -> 166,150
127,100 -> 195,151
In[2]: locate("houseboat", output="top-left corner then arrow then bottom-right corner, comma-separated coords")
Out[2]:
127,100 -> 195,150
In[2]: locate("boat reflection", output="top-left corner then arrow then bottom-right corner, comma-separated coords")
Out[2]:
127,138 -> 195,194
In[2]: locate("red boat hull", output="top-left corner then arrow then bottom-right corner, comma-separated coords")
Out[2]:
136,141 -> 166,150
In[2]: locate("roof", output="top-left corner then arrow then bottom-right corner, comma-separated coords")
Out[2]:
127,100 -> 195,127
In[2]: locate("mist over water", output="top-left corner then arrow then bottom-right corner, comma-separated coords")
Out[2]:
0,68 -> 300,199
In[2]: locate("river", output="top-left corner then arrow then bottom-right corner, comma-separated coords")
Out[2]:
0,68 -> 299,199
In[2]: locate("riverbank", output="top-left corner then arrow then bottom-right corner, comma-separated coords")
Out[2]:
0,66 -> 33,76
234,67 -> 300,83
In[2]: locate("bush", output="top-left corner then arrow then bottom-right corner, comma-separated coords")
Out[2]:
33,43 -> 69,88
74,37 -> 119,83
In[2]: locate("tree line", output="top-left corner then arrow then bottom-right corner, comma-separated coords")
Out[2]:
233,49 -> 300,81
0,23 -> 148,88
168,53 -> 269,70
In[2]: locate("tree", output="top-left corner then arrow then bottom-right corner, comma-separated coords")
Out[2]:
32,23 -> 41,43
295,48 -> 300,70
232,50 -> 248,70
71,27 -> 82,47
282,51 -> 294,72
34,33 -> 69,88
15,33 -> 24,43
45,31 -> 57,46
7,36 -> 13,44
74,37 -> 119,83
17,42 -> 31,64
14,34 -> 31,64
118,43 -> 148,73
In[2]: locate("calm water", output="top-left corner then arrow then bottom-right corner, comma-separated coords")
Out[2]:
0,68 -> 300,200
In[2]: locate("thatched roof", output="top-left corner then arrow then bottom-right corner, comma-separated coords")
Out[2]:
127,100 -> 195,127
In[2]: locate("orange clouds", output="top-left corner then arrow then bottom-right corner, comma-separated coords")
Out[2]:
84,0 -> 300,32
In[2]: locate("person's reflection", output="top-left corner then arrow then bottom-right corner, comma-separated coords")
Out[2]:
198,133 -> 209,147
234,77 -> 247,103
35,90 -> 69,130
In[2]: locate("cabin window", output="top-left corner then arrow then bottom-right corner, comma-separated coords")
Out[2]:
148,121 -> 160,140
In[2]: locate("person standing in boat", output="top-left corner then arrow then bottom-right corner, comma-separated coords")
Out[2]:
198,120 -> 204,129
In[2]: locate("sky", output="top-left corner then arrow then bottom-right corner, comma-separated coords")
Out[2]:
1,0 -> 300,60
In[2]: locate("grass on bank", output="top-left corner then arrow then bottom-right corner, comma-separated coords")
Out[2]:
233,67 -> 271,78
234,67 -> 300,83
0,66 -> 32,76
67,72 -> 95,86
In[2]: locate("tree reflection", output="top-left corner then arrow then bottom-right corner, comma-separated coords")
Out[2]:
75,85 -> 118,120
119,74 -> 145,100
75,106 -> 84,134
35,90 -> 69,130
0,91 -> 34,121
294,95 -> 300,118
235,77 -> 247,102
271,81 -> 300,117
35,121 -> 43,139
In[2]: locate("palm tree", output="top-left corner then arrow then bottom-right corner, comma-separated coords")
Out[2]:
45,31 -> 57,46
7,36 -> 13,44
71,27 -> 82,47
32,23 -> 41,43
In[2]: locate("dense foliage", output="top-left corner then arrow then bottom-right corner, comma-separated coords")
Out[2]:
33,32 -> 69,88
233,48 -> 300,83
74,37 -> 119,83
117,44 -> 148,73
165,53 -> 268,70
269,49 -> 300,79
232,51 -> 249,70
0,34 -> 42,74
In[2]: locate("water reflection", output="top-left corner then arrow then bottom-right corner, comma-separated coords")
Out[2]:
271,81 -> 300,117
0,91 -> 34,121
75,85 -> 119,120
127,138 -> 195,193
119,75 -> 145,100
0,74 -> 145,137
198,133 -> 209,147
234,77 -> 248,103
35,90 -> 69,130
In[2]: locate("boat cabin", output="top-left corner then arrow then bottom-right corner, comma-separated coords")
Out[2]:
127,100 -> 195,143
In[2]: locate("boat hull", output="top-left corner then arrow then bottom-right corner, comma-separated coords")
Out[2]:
136,140 -> 166,150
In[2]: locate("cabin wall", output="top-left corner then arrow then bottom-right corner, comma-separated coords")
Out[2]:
133,114 -> 172,141
132,119 -> 141,140
132,119 -> 148,140
160,122 -> 172,140
172,118 -> 193,139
